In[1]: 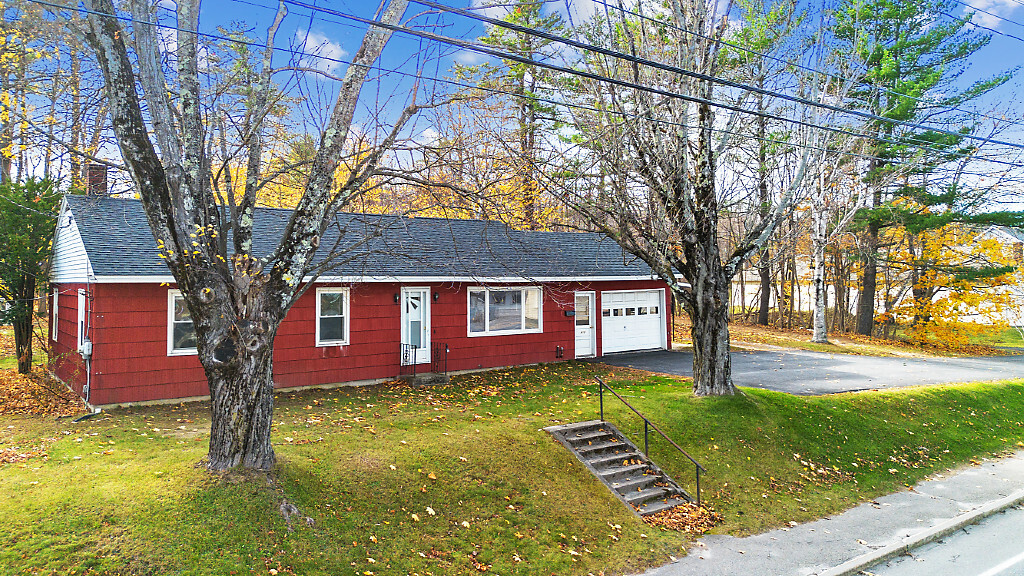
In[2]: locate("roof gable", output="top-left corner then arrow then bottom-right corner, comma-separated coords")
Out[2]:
50,197 -> 96,283
61,195 -> 655,282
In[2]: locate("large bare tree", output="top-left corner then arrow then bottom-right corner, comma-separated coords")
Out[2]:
75,0 -> 418,470
559,0 -> 841,395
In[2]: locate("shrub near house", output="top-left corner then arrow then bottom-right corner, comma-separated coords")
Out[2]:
49,196 -> 673,406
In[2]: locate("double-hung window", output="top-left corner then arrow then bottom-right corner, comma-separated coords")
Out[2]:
167,290 -> 197,355
316,287 -> 349,346
468,287 -> 542,336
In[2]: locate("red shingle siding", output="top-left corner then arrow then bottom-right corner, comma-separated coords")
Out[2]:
49,283 -> 89,396
62,278 -> 671,405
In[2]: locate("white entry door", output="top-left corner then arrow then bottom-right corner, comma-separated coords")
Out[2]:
401,287 -> 430,365
574,291 -> 596,358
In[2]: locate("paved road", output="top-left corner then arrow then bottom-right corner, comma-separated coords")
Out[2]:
867,504 -> 1024,576
597,348 -> 1024,394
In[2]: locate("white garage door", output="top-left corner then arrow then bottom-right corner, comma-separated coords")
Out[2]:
601,290 -> 666,354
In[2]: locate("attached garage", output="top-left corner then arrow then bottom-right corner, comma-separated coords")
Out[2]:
600,289 -> 667,354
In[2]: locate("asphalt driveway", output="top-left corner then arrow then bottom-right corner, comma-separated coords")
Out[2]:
596,348 -> 1024,395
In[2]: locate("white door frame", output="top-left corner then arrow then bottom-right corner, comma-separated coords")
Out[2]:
400,287 -> 431,365
574,291 -> 596,358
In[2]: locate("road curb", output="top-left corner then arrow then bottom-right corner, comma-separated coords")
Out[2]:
817,488 -> 1024,576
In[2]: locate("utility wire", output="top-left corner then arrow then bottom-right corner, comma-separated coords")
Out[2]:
355,0 -> 1024,153
26,0 -> 1024,176
942,8 -> 1024,43
231,1 -> 1024,176
567,0 -> 1024,132
283,0 -> 1024,169
950,0 -> 1024,32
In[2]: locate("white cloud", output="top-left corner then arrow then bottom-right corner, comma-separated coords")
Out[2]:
470,0 -> 511,19
453,49 -> 487,65
964,0 -> 1020,29
294,30 -> 348,75
418,127 -> 440,144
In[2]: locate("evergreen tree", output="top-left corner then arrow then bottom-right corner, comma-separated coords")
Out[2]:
0,179 -> 61,374
833,0 -> 1012,335
465,1 -> 564,230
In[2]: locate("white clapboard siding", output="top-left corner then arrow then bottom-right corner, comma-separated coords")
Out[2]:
50,199 -> 95,284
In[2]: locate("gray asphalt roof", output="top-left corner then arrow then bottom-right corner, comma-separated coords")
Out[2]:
65,195 -> 656,280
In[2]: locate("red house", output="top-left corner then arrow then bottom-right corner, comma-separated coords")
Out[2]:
49,196 -> 672,407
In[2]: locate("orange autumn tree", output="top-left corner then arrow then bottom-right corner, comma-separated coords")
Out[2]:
882,211 -> 1022,347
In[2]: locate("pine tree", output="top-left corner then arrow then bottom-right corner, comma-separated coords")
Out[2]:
468,1 -> 564,230
833,0 -> 1012,335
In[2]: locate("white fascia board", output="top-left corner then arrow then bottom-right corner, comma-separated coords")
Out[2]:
93,274 -> 664,284
94,275 -> 176,283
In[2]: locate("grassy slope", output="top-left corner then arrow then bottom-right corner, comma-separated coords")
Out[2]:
3,362 -> 1024,575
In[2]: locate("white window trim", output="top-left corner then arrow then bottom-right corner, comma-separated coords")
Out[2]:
467,286 -> 544,337
52,289 -> 59,341
315,287 -> 350,347
76,289 -> 86,351
167,289 -> 198,356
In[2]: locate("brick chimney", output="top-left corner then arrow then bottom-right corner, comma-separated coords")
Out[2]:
86,163 -> 107,196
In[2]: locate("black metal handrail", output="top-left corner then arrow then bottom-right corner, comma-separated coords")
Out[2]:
401,342 -> 448,378
399,343 -> 419,377
431,342 -> 449,376
596,376 -> 707,505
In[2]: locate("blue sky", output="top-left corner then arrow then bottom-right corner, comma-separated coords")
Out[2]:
185,0 -> 1024,174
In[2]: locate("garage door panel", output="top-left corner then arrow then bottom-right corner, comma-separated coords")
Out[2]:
601,290 -> 665,354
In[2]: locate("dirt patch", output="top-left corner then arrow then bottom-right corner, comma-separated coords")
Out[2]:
0,368 -> 85,417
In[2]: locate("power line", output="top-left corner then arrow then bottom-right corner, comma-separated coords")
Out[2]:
383,0 -> 1024,153
282,0 -> 1024,170
227,2 -> 1024,175
569,0 -> 1024,133
940,8 -> 1024,43
951,0 -> 1024,32
25,0 -> 1024,177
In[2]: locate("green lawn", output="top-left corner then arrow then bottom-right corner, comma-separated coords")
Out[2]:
0,325 -> 49,371
3,362 -> 1024,575
969,326 -> 1024,348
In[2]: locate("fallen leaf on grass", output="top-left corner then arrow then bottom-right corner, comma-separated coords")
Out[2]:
643,503 -> 723,534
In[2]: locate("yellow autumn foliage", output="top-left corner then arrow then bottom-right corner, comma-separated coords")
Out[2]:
883,221 -> 1022,347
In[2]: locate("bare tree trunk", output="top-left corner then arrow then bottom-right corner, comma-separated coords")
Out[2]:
685,240 -> 735,396
205,337 -> 277,469
757,260 -> 771,325
811,225 -> 828,343
684,101 -> 736,396
755,93 -> 772,326
13,274 -> 35,374
856,219 -> 879,336
810,176 -> 829,343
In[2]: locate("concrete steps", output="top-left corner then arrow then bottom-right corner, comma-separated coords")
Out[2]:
545,419 -> 693,517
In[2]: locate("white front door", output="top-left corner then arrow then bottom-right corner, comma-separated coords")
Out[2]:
401,287 -> 431,365
575,291 -> 595,358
